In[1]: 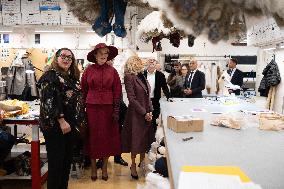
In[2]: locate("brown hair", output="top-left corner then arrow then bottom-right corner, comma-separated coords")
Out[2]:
48,48 -> 80,81
230,58 -> 238,65
172,61 -> 181,67
181,63 -> 189,71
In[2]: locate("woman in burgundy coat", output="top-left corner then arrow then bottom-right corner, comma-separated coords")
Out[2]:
121,55 -> 155,180
81,43 -> 122,181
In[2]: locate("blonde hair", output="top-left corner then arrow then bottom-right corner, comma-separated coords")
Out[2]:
124,56 -> 144,75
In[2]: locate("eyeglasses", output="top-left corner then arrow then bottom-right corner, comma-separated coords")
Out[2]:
59,54 -> 73,61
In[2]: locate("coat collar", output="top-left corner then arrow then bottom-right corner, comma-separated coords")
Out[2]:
135,75 -> 149,94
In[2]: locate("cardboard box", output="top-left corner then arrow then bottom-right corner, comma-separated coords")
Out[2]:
22,13 -> 41,25
21,0 -> 40,14
2,13 -> 21,26
167,115 -> 204,133
1,0 -> 21,14
41,10 -> 60,25
61,12 -> 81,25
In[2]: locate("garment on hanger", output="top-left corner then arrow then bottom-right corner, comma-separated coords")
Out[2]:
258,59 -> 281,97
5,54 -> 38,99
6,55 -> 26,96
211,63 -> 217,94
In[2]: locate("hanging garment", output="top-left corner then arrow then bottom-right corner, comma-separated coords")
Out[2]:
6,66 -> 26,96
211,63 -> 218,94
6,57 -> 38,99
258,59 -> 281,97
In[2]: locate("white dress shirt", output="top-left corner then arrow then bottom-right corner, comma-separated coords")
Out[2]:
229,68 -> 236,81
188,69 -> 197,89
147,70 -> 156,98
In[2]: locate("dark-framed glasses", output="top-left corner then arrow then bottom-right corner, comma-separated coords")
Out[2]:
59,54 -> 73,61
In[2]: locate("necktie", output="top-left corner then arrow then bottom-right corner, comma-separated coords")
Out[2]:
188,71 -> 194,88
228,69 -> 233,76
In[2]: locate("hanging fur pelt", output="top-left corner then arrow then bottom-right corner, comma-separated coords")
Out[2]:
64,0 -> 101,24
63,0 -> 150,24
142,0 -> 284,43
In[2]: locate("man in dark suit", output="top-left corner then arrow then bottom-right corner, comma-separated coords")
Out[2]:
227,58 -> 243,95
184,60 -> 205,98
144,59 -> 170,132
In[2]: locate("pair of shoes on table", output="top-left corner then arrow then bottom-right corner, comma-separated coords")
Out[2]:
114,156 -> 128,166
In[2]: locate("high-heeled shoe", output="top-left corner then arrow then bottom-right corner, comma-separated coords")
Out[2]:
102,168 -> 109,181
130,166 -> 139,180
91,175 -> 97,181
102,175 -> 109,181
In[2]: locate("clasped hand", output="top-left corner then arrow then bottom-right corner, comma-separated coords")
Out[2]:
184,88 -> 192,95
144,112 -> 152,122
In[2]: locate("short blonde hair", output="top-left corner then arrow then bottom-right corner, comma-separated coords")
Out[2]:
124,56 -> 145,75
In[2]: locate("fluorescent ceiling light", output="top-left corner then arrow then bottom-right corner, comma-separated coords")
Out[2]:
35,30 -> 64,33
86,30 -> 95,33
280,45 -> 284,48
0,30 -> 13,33
263,47 -> 276,51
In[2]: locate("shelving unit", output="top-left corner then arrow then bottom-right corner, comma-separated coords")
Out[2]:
1,117 -> 47,189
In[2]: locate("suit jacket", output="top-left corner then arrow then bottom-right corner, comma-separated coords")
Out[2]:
144,70 -> 170,100
81,63 -> 122,106
227,68 -> 243,95
184,70 -> 205,98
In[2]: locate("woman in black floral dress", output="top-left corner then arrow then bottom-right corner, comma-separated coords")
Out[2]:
37,48 -> 86,189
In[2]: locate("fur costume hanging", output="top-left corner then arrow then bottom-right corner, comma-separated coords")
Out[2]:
143,0 -> 284,43
137,11 -> 183,51
64,0 -> 284,42
64,0 -> 127,37
64,0 -> 101,24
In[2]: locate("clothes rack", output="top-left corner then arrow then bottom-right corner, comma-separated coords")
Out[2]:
171,55 -> 231,61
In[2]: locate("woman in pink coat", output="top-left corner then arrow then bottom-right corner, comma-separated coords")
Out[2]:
81,43 -> 122,181
121,56 -> 155,180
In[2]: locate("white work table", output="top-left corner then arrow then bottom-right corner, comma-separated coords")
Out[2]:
160,98 -> 284,189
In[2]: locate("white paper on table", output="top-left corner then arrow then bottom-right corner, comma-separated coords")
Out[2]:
178,172 -> 262,189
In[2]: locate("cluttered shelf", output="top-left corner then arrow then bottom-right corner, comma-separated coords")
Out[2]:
0,100 -> 45,189
0,162 -> 48,181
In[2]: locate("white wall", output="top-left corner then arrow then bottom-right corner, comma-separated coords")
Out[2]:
274,50 -> 284,113
1,29 -> 131,60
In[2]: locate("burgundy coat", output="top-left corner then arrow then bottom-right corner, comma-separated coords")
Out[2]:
81,63 -> 122,158
81,64 -> 122,107
121,73 -> 155,154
